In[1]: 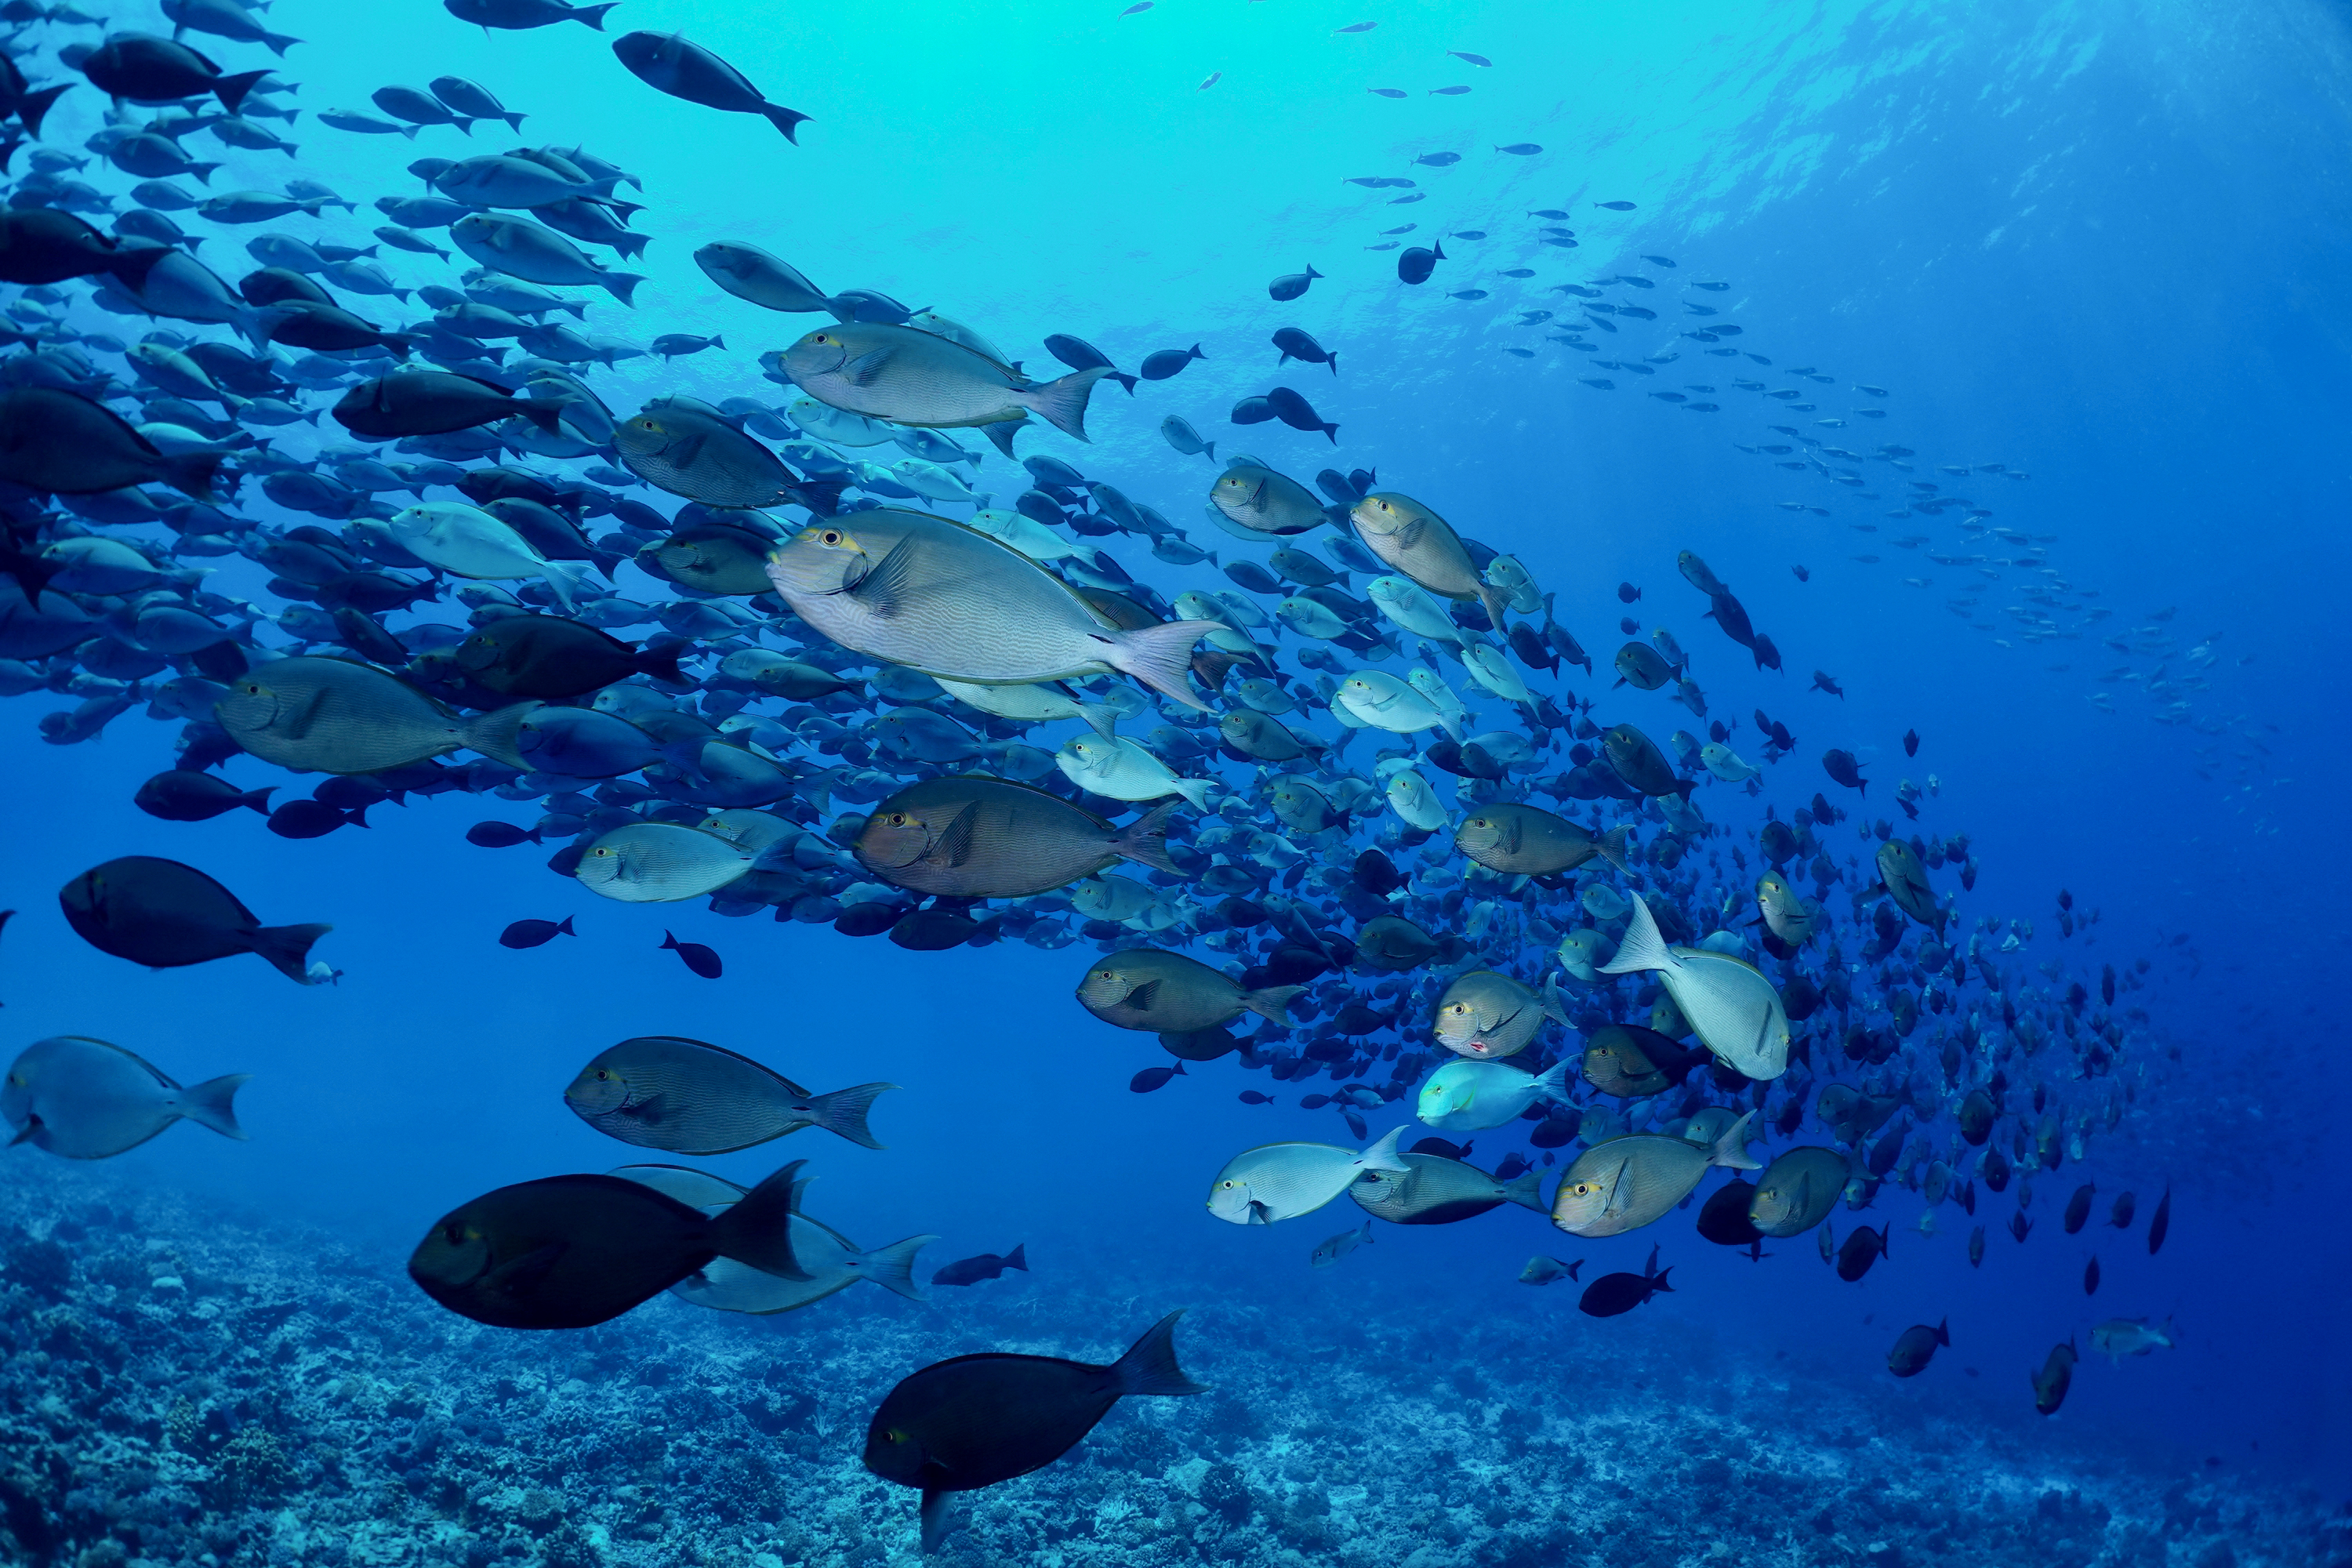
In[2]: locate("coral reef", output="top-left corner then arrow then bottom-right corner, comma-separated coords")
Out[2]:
0,1162 -> 2340,1568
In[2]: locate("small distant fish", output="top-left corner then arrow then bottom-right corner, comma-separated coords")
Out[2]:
1887,1318 -> 1950,1377
2031,1339 -> 2078,1414
1120,2 -> 1151,13
1368,87 -> 1406,98
1791,564 -> 1810,581
499,916 -> 575,949
2089,1316 -> 2179,1360
933,1244 -> 1029,1287
1495,143 -> 1541,154
1597,200 -> 1637,210
1198,71 -> 1219,89
660,930 -> 723,978
1450,51 -> 1493,66
1578,1245 -> 1672,1316
1428,85 -> 1471,95
1129,1062 -> 1187,1093
1334,20 -> 1377,31
1311,1220 -> 1374,1268
1518,1254 -> 1581,1285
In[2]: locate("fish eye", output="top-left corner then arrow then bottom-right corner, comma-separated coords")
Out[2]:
820,530 -> 843,545
592,848 -> 612,857
883,1428 -> 906,1443
441,1222 -> 465,1245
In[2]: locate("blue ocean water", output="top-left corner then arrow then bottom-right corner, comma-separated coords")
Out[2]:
1,1 -> 2347,1565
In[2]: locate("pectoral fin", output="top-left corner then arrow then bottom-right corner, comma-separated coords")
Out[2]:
846,537 -> 923,619
927,802 -> 979,869
844,347 -> 896,387
481,1241 -> 566,1302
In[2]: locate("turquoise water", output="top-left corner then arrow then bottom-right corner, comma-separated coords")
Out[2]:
1,1 -> 2347,1565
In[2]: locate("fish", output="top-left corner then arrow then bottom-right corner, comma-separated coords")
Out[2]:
1268,265 -> 1323,302
614,401 -> 837,510
1208,1126 -> 1410,1224
60,856 -> 329,983
134,770 -> 276,822
3,1035 -> 247,1159
217,655 -> 537,774
855,777 -> 1177,898
1550,1113 -> 1760,1236
0,386 -> 225,498
1078,949 -> 1301,1033
1835,1222 -> 1892,1281
864,1312 -> 1207,1552
408,1163 -> 808,1330
1431,970 -> 1566,1059
933,1245 -> 1029,1287
1822,747 -> 1868,794
390,503 -> 593,608
1600,895 -> 1791,1079
1417,1057 -> 1573,1131
1748,1147 -> 1851,1236
612,1166 -> 934,1316
455,616 -> 685,699
1210,464 -> 1338,537
659,931 -> 723,978
1887,1319 -> 1950,1377
2031,1339 -> 2078,1414
779,322 -> 1106,456
1350,1152 -> 1545,1224
2147,1186 -> 2171,1253
611,32 -> 811,140
1578,1023 -> 1697,1097
1058,735 -> 1212,809
1311,1220 -> 1374,1266
1456,805 -> 1630,875
1129,1063 -> 1187,1093
1877,839 -> 1944,931
1755,870 -> 1816,948
2089,1316 -> 2179,1360
1519,1254 -> 1581,1285
564,1036 -> 895,1153
576,822 -> 757,903
1349,492 -> 1511,626
695,241 -> 830,311
765,511 -> 1216,710
499,917 -> 575,949
1577,1245 -> 1672,1316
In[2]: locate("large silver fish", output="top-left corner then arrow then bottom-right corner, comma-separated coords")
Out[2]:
764,510 -> 1218,710
855,776 -> 1179,898
1348,492 -> 1512,626
1599,895 -> 1791,1080
1207,1127 -> 1409,1224
779,321 -> 1105,457
1551,1112 -> 1762,1238
215,655 -> 537,774
2,1036 -> 247,1160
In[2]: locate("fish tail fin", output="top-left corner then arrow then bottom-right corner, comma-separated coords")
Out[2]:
808,1081 -> 896,1149
212,69 -> 272,116
1599,895 -> 1669,975
1595,823 -> 1632,873
503,111 -> 528,131
707,1160 -> 810,1280
556,916 -> 575,936
460,699 -> 543,771
19,82 -> 69,140
176,1073 -> 251,1141
537,560 -> 591,611
574,0 -> 617,26
1110,371 -> 1138,395
1710,1109 -> 1762,1171
240,786 -> 276,815
517,395 -> 568,435
1075,700 -> 1120,739
1534,1056 -> 1574,1103
999,1242 -> 1029,1273
1935,1316 -> 1951,1347
249,922 -> 331,983
856,1234 -> 938,1301
601,270 -> 646,307
1501,1167 -> 1545,1212
1105,617 -> 1218,711
762,103 -> 812,142
1360,1123 -> 1410,1174
1474,581 -> 1512,629
159,448 -> 224,501
1018,365 -> 1110,441
263,30 -> 301,54
1650,1267 -> 1675,1294
1241,983 -> 1302,1025
1111,1309 -> 1210,1397
980,418 -> 1025,459
633,639 -> 690,687
1109,801 -> 1182,875
1540,971 -> 1570,1026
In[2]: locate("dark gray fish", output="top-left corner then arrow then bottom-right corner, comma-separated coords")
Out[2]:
59,855 -> 328,983
564,1036 -> 895,1153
